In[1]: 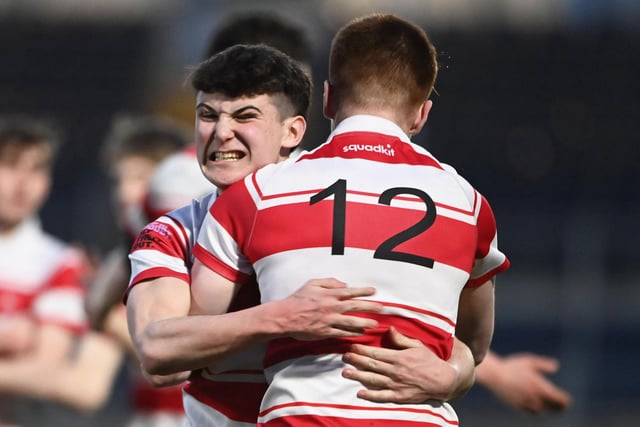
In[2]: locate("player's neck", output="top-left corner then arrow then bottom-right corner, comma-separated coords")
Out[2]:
333,109 -> 412,136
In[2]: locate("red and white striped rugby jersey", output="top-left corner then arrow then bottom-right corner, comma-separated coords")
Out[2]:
193,115 -> 510,426
127,192 -> 267,427
127,192 -> 217,292
0,218 -> 87,333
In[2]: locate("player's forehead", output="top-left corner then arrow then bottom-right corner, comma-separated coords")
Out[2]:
115,155 -> 156,174
196,91 -> 281,113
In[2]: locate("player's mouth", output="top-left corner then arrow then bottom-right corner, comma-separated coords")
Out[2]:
211,151 -> 245,162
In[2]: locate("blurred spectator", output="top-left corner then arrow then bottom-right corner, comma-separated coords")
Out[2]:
0,116 -> 122,424
203,11 -> 313,75
87,114 -> 191,329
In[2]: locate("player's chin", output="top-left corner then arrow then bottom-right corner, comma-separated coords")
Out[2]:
211,169 -> 250,190
203,160 -> 237,175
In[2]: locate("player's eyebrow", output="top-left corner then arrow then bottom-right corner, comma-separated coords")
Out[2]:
232,105 -> 262,115
195,103 -> 263,115
196,102 -> 214,111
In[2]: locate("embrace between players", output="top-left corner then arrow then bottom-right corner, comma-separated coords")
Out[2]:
126,13 -> 511,427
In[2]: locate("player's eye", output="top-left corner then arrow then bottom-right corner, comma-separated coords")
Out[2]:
197,109 -> 217,121
235,113 -> 257,121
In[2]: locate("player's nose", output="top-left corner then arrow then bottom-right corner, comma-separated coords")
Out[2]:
213,116 -> 234,142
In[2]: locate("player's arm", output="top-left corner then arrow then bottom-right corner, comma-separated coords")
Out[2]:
138,189 -> 383,378
126,275 -> 194,383
125,213 -> 202,385
188,257 -> 383,342
0,324 -> 122,412
0,324 -> 74,399
134,258 -> 383,377
0,314 -> 36,356
49,331 -> 124,411
0,249 -> 124,412
475,350 -> 572,413
103,304 -> 135,354
455,192 -> 506,365
125,212 -> 256,385
455,278 -> 495,365
129,265 -> 382,377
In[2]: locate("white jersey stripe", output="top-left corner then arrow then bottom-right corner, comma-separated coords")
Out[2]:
259,354 -> 458,426
183,392 -> 255,427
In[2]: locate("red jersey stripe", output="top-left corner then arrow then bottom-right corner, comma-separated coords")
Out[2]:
475,195 -> 497,259
260,402 -> 458,425
185,375 -> 267,423
210,180 -> 258,255
192,243 -> 252,284
124,267 -> 190,304
133,382 -> 184,413
246,199 -> 477,273
264,311 -> 454,368
130,219 -> 187,259
261,414 -> 451,427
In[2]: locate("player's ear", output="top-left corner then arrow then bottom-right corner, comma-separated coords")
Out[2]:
323,80 -> 336,119
281,115 -> 307,151
409,100 -> 432,136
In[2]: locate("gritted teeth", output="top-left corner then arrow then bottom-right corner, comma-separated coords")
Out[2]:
212,151 -> 245,161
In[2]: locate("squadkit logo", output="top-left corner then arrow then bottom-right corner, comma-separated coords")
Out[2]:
343,143 -> 395,157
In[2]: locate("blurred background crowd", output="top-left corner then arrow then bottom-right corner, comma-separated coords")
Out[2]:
0,0 -> 638,426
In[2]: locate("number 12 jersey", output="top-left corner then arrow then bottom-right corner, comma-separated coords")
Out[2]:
193,115 -> 510,427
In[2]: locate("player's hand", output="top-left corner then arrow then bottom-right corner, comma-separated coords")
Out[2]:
275,278 -> 382,340
480,353 -> 572,413
342,326 -> 457,403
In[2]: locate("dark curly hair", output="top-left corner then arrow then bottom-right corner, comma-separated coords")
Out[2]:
190,44 -> 312,119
